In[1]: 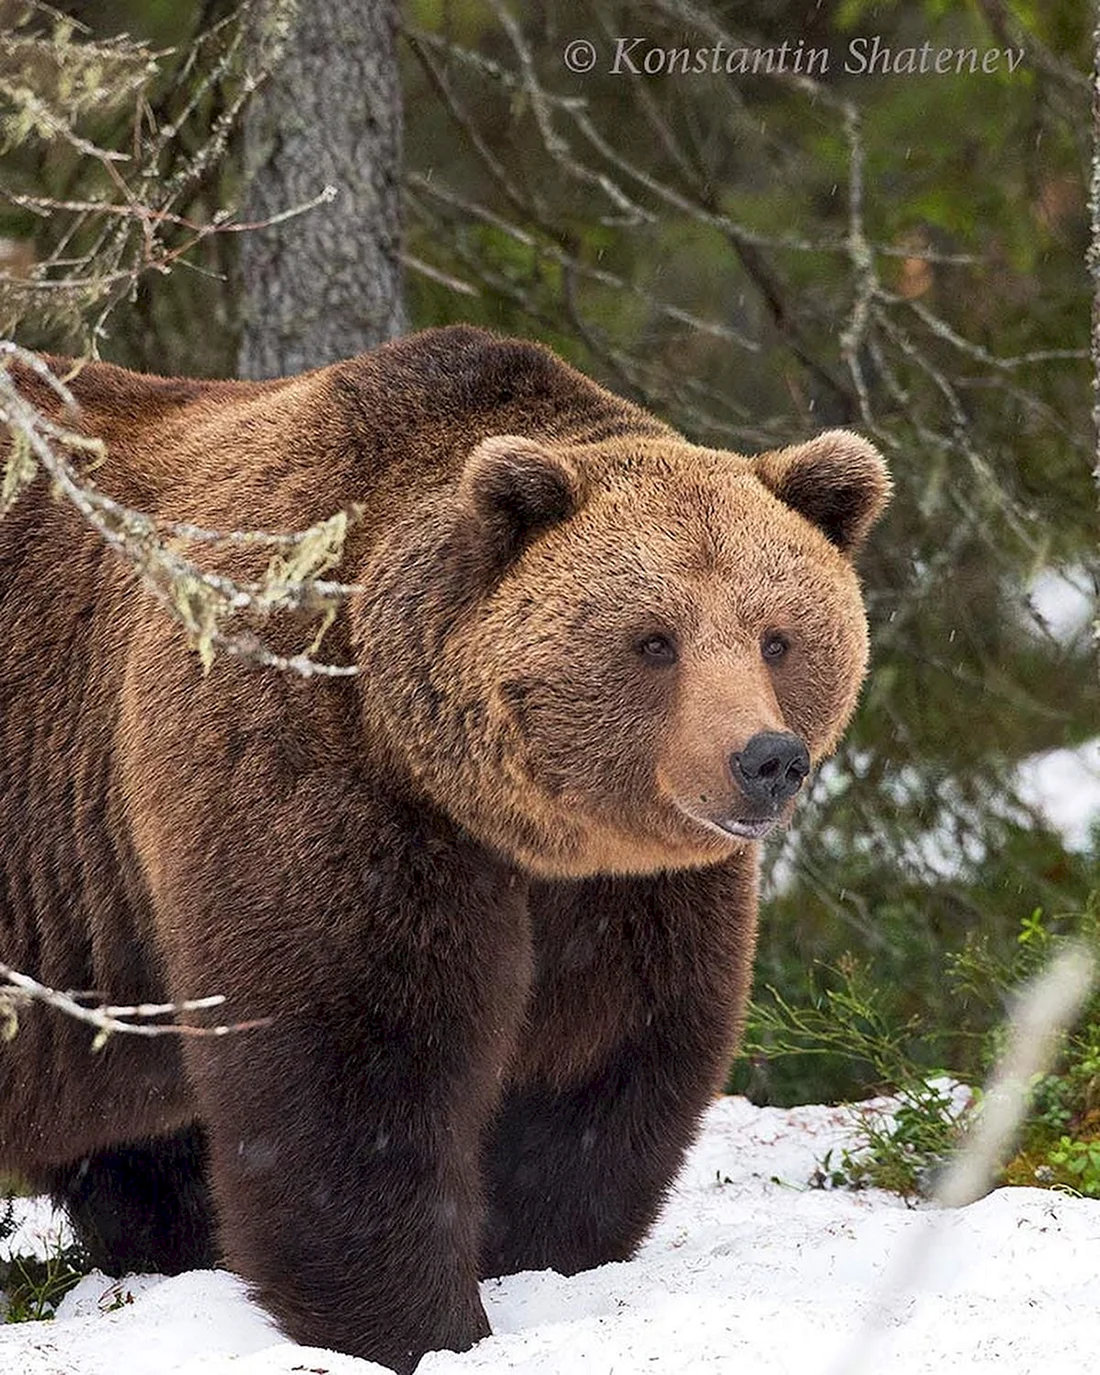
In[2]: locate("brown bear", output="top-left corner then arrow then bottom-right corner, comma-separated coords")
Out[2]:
0,325 -> 889,1372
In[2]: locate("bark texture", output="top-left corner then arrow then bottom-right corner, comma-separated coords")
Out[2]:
237,0 -> 405,379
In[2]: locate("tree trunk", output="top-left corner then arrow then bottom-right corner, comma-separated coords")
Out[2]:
237,0 -> 405,379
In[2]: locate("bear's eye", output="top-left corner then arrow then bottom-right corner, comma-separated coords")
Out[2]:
637,633 -> 678,666
761,630 -> 790,662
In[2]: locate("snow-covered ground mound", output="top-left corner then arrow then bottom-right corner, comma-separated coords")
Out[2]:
2,1095 -> 1098,1374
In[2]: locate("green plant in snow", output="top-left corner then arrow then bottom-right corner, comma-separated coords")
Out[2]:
0,1233 -> 87,1323
745,957 -> 972,1198
746,897 -> 1100,1201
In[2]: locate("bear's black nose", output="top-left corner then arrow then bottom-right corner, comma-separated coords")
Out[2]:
731,732 -> 810,811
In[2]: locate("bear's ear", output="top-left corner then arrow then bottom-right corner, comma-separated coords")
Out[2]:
752,429 -> 891,556
460,434 -> 583,564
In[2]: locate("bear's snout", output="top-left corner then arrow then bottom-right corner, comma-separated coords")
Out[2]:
730,731 -> 810,813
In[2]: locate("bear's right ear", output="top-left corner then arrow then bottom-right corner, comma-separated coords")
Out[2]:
460,434 -> 584,565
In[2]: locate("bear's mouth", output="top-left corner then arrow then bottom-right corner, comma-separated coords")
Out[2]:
714,817 -> 778,841
673,801 -> 779,843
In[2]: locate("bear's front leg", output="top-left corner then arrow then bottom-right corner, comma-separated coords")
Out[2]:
480,860 -> 756,1279
144,782 -> 531,1375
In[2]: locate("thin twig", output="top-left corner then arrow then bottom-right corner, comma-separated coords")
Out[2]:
0,963 -> 270,1048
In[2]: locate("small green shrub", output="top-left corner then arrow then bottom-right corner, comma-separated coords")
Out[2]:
1045,1134 -> 1100,1194
811,1078 -> 970,1198
0,1243 -> 88,1323
0,1195 -> 88,1323
742,895 -> 1100,1201
966,899 -> 1100,1198
743,957 -> 972,1197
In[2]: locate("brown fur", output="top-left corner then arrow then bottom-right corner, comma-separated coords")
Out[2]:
0,326 -> 889,1371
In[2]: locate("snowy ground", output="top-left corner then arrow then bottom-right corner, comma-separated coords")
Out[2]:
3,1094 -> 1099,1375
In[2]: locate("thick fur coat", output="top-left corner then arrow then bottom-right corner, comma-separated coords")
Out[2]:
0,326 -> 889,1372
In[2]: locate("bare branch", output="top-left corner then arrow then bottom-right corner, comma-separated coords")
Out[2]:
0,344 -> 361,678
0,963 -> 269,1050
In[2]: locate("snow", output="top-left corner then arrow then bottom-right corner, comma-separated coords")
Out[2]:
3,1096 -> 1098,1373
1025,566 -> 1093,643
1016,740 -> 1100,852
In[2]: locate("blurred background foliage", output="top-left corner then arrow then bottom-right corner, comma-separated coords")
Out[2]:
2,0 -> 1097,1106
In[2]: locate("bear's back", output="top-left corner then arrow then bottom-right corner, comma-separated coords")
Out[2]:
0,329 -> 669,982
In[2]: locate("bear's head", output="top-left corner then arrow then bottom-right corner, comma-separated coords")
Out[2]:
358,428 -> 890,879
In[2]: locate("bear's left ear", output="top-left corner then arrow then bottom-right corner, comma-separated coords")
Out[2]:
460,434 -> 584,564
753,429 -> 891,556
